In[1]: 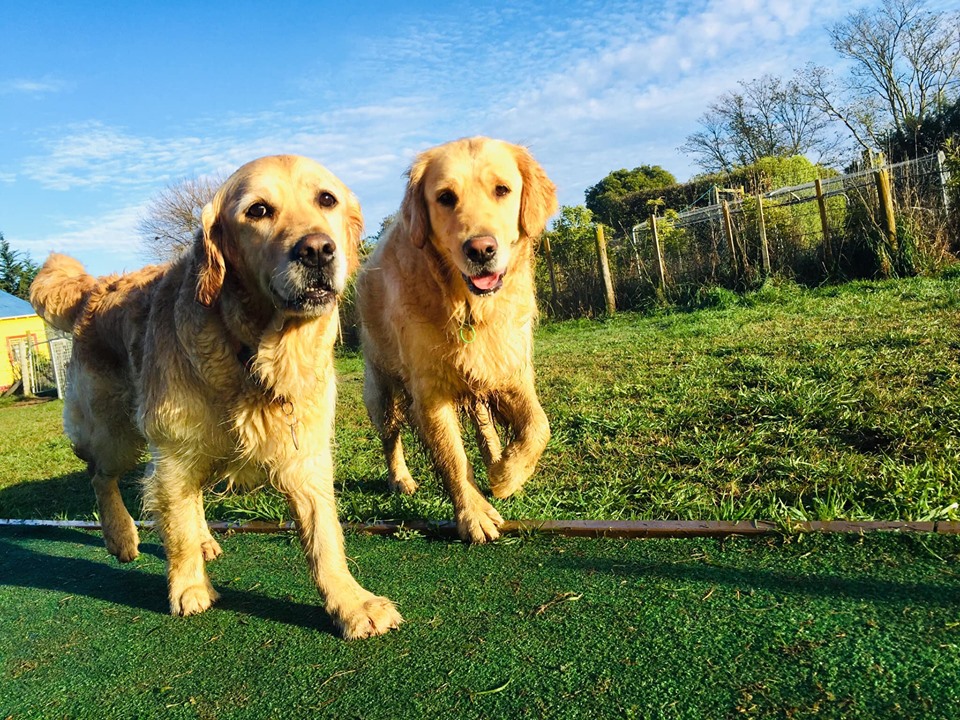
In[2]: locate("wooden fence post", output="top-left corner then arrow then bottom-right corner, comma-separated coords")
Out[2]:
874,167 -> 898,275
18,340 -> 34,397
649,214 -> 667,293
756,193 -> 770,278
594,225 -> 616,314
541,233 -> 559,312
937,150 -> 950,214
721,200 -> 739,281
815,178 -> 834,272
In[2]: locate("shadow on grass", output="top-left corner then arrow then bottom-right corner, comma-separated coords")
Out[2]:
548,550 -> 960,607
0,527 -> 340,637
0,470 -> 145,520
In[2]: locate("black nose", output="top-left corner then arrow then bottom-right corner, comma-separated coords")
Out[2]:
293,234 -> 337,268
463,236 -> 498,264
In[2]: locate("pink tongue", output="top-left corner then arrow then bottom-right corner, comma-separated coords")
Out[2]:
471,273 -> 502,290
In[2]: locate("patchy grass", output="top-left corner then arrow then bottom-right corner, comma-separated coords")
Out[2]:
0,275 -> 958,526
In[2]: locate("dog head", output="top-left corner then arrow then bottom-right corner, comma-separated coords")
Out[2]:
196,155 -> 363,316
400,137 -> 557,296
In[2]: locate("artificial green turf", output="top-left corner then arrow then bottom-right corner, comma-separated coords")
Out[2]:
1,527 -> 958,719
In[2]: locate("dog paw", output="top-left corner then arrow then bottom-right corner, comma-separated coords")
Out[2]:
389,472 -> 418,495
488,458 -> 529,499
456,501 -> 504,543
104,525 -> 140,563
201,537 -> 223,561
334,595 -> 403,640
170,583 -> 219,617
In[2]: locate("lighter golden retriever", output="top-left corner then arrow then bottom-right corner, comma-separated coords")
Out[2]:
356,137 -> 558,543
30,155 -> 401,639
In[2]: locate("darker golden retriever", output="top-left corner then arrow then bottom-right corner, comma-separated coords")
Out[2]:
356,137 -> 558,543
30,155 -> 401,639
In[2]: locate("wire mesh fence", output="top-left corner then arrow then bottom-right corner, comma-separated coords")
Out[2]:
539,152 -> 957,316
8,337 -> 70,398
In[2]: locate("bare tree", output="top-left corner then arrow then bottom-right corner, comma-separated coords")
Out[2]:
682,74 -> 839,173
800,0 -> 960,155
138,175 -> 223,262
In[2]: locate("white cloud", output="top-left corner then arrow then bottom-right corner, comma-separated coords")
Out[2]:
479,0 -> 868,201
12,202 -> 149,276
0,76 -> 67,95
7,0 -> 883,276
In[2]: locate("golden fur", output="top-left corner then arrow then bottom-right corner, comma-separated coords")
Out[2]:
356,137 -> 558,543
30,155 -> 401,639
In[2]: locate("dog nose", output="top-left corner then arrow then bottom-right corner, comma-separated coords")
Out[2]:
293,234 -> 337,268
463,236 -> 498,264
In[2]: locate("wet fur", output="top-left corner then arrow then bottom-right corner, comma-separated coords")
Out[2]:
30,155 -> 401,639
356,137 -> 558,543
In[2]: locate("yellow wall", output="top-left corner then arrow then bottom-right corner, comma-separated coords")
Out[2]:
0,315 -> 49,390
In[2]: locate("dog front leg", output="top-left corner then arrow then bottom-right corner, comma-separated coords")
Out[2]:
413,397 -> 503,543
281,455 -> 402,640
487,384 -> 550,499
145,454 -> 219,616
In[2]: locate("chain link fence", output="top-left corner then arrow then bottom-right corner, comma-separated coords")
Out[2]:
540,153 -> 956,316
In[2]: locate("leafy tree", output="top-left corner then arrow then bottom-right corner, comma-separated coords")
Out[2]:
537,205 -> 607,316
800,0 -> 960,156
881,92 -> 960,160
0,234 -> 39,300
585,166 -> 675,234
682,74 -> 840,173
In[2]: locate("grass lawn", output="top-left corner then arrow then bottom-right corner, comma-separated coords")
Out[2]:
2,273 -> 958,526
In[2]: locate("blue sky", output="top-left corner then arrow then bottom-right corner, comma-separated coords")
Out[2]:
2,0 -> 887,277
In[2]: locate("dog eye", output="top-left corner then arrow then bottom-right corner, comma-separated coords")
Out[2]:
437,190 -> 458,208
245,203 -> 273,219
318,192 -> 338,208
495,185 -> 511,197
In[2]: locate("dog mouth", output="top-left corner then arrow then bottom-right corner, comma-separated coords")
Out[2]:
281,282 -> 338,312
463,271 -> 505,296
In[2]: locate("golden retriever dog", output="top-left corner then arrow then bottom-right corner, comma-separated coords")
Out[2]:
29,155 -> 401,639
356,137 -> 558,543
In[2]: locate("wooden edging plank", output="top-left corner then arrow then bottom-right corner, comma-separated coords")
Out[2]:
1,518 -> 958,538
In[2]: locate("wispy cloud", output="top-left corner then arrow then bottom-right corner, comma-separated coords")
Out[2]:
13,202 -> 148,275
21,122 -> 211,190
7,0 -> 875,276
0,76 -> 67,95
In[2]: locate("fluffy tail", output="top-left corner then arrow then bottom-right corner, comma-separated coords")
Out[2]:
29,254 -> 98,333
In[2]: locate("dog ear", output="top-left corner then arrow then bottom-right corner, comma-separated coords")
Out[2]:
400,154 -> 431,249
196,196 -> 226,307
514,145 -> 558,239
344,191 -> 365,275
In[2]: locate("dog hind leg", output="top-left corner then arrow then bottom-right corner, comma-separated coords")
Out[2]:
91,467 -> 140,563
469,399 -> 503,468
364,364 -> 417,494
195,492 -> 223,561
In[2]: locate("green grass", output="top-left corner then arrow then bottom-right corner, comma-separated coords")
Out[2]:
2,527 -> 959,719
1,274 -> 958,525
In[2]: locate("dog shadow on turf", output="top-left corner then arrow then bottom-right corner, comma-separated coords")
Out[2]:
547,544 -> 960,607
0,526 -> 340,637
